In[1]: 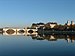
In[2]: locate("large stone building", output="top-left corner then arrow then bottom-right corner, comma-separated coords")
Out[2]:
46,22 -> 57,28
71,21 -> 74,25
66,20 -> 75,26
67,20 -> 70,26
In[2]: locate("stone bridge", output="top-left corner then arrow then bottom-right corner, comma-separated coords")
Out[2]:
3,27 -> 38,36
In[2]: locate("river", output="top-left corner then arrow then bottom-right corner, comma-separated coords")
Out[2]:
0,34 -> 75,56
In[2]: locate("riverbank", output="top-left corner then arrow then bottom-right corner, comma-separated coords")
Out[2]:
38,30 -> 75,35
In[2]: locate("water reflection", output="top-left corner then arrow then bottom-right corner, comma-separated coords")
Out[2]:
0,32 -> 75,56
31,34 -> 75,43
0,32 -> 75,43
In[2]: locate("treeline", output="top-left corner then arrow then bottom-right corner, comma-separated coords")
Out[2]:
44,24 -> 75,31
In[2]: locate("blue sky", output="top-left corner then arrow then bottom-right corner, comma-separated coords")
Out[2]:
0,0 -> 75,27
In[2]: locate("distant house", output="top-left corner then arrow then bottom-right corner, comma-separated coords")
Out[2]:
37,23 -> 45,27
31,23 -> 45,28
46,22 -> 57,28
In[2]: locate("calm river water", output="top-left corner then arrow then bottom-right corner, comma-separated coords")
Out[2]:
0,35 -> 75,56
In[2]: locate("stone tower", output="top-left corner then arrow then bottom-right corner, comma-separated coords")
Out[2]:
71,21 -> 74,25
67,20 -> 70,26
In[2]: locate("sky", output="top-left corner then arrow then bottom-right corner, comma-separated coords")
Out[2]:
0,0 -> 75,27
